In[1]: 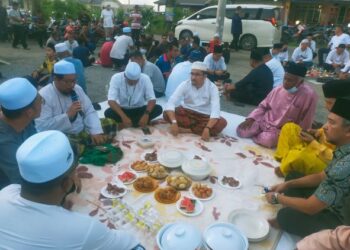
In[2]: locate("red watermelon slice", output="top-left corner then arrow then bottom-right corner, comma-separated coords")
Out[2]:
180,197 -> 196,213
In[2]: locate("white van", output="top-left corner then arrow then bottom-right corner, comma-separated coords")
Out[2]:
175,4 -> 282,50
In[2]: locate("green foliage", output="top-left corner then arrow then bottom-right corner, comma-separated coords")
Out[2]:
141,7 -> 154,26
40,0 -> 91,21
116,8 -> 125,22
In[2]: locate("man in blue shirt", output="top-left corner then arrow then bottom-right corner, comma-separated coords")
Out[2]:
231,6 -> 242,51
155,44 -> 179,84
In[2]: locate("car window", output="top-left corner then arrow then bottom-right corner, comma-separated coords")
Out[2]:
260,9 -> 275,20
189,8 -> 217,20
225,9 -> 234,19
241,8 -> 259,20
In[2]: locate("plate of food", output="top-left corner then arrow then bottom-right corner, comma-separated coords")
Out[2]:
141,150 -> 158,162
158,150 -> 184,168
176,196 -> 204,217
190,183 -> 215,201
130,160 -> 149,172
117,171 -> 138,185
147,164 -> 168,180
133,176 -> 158,193
154,187 -> 181,204
100,182 -> 127,199
166,175 -> 192,190
218,175 -> 241,189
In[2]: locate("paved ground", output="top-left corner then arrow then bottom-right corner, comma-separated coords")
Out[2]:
0,40 -> 328,123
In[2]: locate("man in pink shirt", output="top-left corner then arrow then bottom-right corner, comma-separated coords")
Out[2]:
236,64 -> 317,148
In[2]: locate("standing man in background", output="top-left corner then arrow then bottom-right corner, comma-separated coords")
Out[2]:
130,5 -> 143,45
100,5 -> 114,41
8,1 -> 29,50
231,6 -> 242,51
0,0 -> 8,42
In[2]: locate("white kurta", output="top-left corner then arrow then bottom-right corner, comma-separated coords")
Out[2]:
325,50 -> 350,65
165,78 -> 221,119
35,83 -> 103,135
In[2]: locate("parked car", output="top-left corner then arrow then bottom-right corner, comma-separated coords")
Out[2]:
175,4 -> 282,50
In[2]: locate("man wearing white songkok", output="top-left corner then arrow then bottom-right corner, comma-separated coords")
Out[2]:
291,39 -> 313,68
164,61 -> 227,141
55,42 -> 87,93
105,62 -> 163,128
35,61 -> 110,147
0,130 -> 142,249
0,78 -> 41,187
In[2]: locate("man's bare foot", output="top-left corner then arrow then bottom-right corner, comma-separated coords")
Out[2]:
268,218 -> 280,229
274,167 -> 284,178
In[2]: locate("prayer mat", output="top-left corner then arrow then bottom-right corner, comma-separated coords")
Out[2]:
70,124 -> 283,250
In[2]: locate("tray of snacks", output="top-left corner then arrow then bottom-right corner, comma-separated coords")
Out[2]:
117,171 -> 138,185
130,160 -> 150,172
166,175 -> 192,190
176,196 -> 204,216
142,150 -> 158,162
190,183 -> 214,201
101,182 -> 127,199
133,176 -> 159,193
218,176 -> 241,189
154,187 -> 181,204
147,164 -> 168,180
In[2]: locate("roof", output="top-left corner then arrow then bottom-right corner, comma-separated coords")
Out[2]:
155,0 -> 212,6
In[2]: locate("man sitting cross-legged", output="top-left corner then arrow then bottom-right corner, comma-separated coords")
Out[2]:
236,63 -> 318,148
164,61 -> 227,141
35,61 -> 112,152
105,62 -> 163,128
265,98 -> 350,238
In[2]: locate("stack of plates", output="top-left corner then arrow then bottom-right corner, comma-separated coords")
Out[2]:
158,150 -> 184,168
228,209 -> 270,242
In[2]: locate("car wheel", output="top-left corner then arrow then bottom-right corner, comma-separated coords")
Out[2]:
180,30 -> 193,39
239,35 -> 257,50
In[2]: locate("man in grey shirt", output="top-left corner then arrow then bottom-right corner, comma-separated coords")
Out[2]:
0,78 -> 41,187
130,50 -> 166,97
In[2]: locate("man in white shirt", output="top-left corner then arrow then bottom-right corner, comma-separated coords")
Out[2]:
36,61 -> 108,146
324,44 -> 350,72
204,45 -> 230,82
306,33 -> 317,58
64,31 -> 78,54
0,130 -> 141,249
129,50 -> 165,98
277,42 -> 289,66
262,47 -> 285,88
318,26 -> 350,66
105,62 -> 163,128
270,43 -> 283,60
291,39 -> 313,68
100,5 -> 114,41
110,27 -> 134,71
164,61 -> 227,141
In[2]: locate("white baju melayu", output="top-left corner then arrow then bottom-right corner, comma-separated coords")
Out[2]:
291,47 -> 313,63
110,35 -> 133,60
325,50 -> 350,65
328,33 -> 350,50
165,78 -> 221,119
265,57 -> 285,88
0,185 -> 139,250
35,83 -> 103,135
165,61 -> 192,100
108,73 -> 155,109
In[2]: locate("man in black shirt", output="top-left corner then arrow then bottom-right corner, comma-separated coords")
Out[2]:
224,49 -> 273,106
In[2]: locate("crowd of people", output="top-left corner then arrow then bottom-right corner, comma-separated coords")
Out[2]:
1,3 -> 350,250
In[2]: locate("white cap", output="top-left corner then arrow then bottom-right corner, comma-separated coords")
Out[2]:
300,39 -> 309,44
191,61 -> 208,72
214,33 -> 220,38
0,77 -> 37,110
54,42 -> 69,53
123,27 -> 131,33
54,60 -> 76,75
17,130 -> 74,183
125,62 -> 141,80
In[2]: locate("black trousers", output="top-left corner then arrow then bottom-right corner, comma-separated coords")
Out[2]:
277,172 -> 343,237
111,57 -> 128,70
231,33 -> 241,51
318,48 -> 330,66
230,87 -> 262,106
132,29 -> 141,44
104,105 -> 163,127
207,72 -> 230,82
36,29 -> 46,48
12,25 -> 27,48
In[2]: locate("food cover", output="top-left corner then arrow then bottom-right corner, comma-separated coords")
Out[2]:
158,150 -> 184,168
182,159 -> 212,180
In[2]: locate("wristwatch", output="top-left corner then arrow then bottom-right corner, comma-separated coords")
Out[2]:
271,192 -> 279,204
171,120 -> 177,124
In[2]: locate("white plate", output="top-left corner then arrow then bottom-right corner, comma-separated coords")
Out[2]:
190,185 -> 215,201
176,197 -> 204,217
100,182 -> 128,199
218,175 -> 242,189
116,171 -> 138,185
228,209 -> 270,242
158,150 -> 184,168
141,151 -> 158,163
